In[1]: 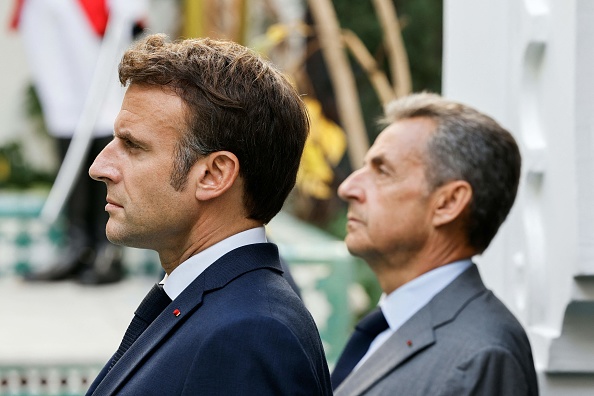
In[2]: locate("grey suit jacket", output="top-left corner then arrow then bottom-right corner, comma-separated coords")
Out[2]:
335,264 -> 539,396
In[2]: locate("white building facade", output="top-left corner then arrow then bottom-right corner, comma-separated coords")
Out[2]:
444,0 -> 594,394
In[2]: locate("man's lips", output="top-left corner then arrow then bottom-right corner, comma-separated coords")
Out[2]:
346,214 -> 363,225
105,197 -> 123,210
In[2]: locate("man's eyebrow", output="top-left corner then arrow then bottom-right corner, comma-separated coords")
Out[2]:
370,155 -> 383,164
369,154 -> 388,167
116,130 -> 142,143
115,130 -> 132,139
117,131 -> 153,150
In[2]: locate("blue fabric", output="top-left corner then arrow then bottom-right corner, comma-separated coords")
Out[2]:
109,284 -> 171,370
86,243 -> 332,396
331,308 -> 389,389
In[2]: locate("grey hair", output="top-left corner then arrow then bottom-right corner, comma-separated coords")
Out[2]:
382,92 -> 521,253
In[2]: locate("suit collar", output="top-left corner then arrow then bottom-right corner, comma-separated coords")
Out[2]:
380,259 -> 472,332
91,243 -> 281,396
335,264 -> 487,396
163,227 -> 267,300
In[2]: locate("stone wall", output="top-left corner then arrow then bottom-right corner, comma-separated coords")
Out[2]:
444,0 -> 594,394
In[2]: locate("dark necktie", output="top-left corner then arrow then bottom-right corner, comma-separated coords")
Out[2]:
109,283 -> 172,370
331,308 -> 389,390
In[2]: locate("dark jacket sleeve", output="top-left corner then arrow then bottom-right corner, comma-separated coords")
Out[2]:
180,315 -> 331,396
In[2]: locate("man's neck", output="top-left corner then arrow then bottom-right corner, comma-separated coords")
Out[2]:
370,242 -> 476,295
159,217 -> 262,274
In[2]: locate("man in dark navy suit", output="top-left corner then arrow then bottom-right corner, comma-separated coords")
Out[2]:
86,33 -> 331,395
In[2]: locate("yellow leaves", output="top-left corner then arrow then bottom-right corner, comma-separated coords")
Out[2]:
0,156 -> 10,183
251,22 -> 311,56
250,23 -> 290,55
266,22 -> 311,44
297,98 -> 346,199
266,24 -> 290,46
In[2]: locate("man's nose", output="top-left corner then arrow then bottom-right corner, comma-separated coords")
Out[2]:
89,141 -> 117,183
338,170 -> 363,202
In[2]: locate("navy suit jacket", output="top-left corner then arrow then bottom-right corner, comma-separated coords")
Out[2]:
87,243 -> 332,395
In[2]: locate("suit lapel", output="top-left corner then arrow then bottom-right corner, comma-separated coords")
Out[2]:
335,264 -> 487,396
92,243 -> 282,395
336,307 -> 435,396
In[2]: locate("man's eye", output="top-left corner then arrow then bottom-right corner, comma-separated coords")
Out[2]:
376,165 -> 388,175
124,139 -> 140,149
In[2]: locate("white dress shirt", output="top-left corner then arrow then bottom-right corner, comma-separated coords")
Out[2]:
355,259 -> 473,369
160,227 -> 267,301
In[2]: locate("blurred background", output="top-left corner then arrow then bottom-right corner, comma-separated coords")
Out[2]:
0,0 -> 442,245
0,1 -> 441,394
2,0 -> 594,395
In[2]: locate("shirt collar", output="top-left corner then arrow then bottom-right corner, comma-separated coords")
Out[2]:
379,259 -> 472,332
161,227 -> 267,300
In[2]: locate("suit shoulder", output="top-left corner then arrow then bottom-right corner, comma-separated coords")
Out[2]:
434,289 -> 536,378
189,267 -> 325,358
459,290 -> 529,343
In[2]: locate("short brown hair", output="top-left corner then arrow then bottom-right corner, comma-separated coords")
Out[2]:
119,34 -> 309,223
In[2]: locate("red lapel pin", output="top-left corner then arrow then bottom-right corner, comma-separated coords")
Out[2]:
406,340 -> 413,347
173,309 -> 181,317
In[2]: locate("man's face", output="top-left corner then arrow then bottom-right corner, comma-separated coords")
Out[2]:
89,84 -> 199,252
338,117 -> 437,264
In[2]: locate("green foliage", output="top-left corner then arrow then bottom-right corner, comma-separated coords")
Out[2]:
24,83 -> 50,137
332,0 -> 384,140
332,0 -> 443,93
331,0 -> 443,140
395,0 -> 443,93
0,142 -> 55,189
0,84 -> 56,189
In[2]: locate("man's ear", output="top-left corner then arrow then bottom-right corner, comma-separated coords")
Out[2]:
432,180 -> 472,227
194,151 -> 240,201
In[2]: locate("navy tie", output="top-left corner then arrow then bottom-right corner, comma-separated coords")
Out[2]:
331,308 -> 389,389
109,283 -> 172,370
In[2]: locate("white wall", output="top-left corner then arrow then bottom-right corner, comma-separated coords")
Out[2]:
444,0 -> 594,394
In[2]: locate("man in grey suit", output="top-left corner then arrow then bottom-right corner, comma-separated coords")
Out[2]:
332,93 -> 539,395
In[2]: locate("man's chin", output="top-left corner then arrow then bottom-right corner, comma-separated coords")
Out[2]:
105,224 -> 130,247
107,230 -> 154,251
344,237 -> 364,258
105,235 -> 124,246
106,234 -> 125,247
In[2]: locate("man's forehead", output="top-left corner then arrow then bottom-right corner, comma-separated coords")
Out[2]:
385,116 -> 435,134
367,118 -> 435,163
381,117 -> 434,141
